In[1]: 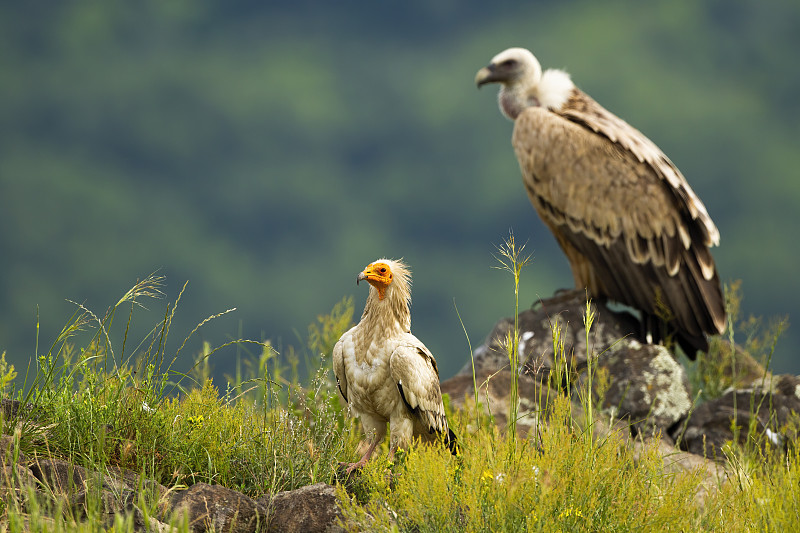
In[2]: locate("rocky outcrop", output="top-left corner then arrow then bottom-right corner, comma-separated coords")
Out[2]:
632,438 -> 726,506
170,482 -> 268,533
462,290 -> 641,379
0,434 -> 344,532
0,437 -> 38,509
11,450 -> 170,531
671,374 -> 800,458
1,398 -> 38,420
441,369 -> 559,437
444,290 -> 798,505
257,483 -> 344,533
452,292 -> 693,439
599,340 -> 691,434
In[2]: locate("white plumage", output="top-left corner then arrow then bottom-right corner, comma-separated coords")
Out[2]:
333,259 -> 457,471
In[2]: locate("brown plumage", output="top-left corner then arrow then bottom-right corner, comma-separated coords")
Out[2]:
333,259 -> 457,472
475,47 -> 725,356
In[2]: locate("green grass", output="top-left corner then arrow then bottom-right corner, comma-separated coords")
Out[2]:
0,276 -> 359,530
338,401 -> 710,532
0,266 -> 798,531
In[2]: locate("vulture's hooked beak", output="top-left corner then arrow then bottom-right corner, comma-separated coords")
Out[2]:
475,64 -> 499,88
356,262 -> 393,300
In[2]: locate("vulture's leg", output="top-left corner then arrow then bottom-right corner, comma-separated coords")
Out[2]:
387,416 -> 414,461
344,440 -> 380,474
343,417 -> 386,473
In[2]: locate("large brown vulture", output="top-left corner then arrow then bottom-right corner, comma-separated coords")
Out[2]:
475,47 -> 725,356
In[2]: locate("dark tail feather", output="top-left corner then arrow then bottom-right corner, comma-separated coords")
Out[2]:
445,427 -> 460,456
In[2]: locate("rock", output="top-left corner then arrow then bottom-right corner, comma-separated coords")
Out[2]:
29,457 -> 89,495
0,434 -> 28,465
463,291 -> 640,381
774,374 -> 800,403
257,483 -> 343,533
127,505 -> 174,533
0,399 -> 39,420
168,482 -> 268,533
28,456 -> 171,530
0,462 -> 40,508
701,339 -> 772,391
633,438 -> 727,507
70,474 -> 136,521
443,367 -> 637,446
104,464 -> 169,509
442,369 -> 560,437
672,375 -> 800,458
597,340 -> 691,434
458,290 -> 692,436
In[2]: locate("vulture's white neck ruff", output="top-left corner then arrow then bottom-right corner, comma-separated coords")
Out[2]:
493,49 -> 574,120
536,69 -> 574,110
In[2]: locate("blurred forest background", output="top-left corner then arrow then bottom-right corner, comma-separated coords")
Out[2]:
1,1 -> 799,381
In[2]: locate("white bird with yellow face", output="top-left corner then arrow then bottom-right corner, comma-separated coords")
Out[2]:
333,259 -> 457,472
476,47 -> 726,357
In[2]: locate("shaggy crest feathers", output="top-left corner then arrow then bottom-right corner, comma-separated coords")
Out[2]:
361,258 -> 412,332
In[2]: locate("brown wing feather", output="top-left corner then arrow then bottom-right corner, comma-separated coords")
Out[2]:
513,98 -> 725,354
560,90 -> 719,249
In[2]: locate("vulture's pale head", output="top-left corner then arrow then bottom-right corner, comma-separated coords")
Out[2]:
475,47 -> 542,88
356,258 -> 410,302
475,47 -> 573,119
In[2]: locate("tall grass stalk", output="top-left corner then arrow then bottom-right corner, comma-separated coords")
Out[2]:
582,297 -> 596,445
493,231 -> 531,445
453,300 -> 480,430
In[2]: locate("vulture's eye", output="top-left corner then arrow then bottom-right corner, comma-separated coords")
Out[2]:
500,59 -> 517,68
380,268 -> 387,273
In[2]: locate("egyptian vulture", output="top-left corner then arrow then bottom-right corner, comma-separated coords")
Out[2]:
333,259 -> 458,472
475,47 -> 725,356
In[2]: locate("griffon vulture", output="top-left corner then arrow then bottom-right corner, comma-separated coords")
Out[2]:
333,259 -> 458,472
475,47 -> 725,356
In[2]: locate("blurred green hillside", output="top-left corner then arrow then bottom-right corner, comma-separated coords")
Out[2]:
1,1 -> 798,380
